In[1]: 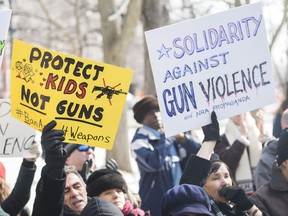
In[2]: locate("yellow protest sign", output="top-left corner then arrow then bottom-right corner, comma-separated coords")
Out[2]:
10,39 -> 133,149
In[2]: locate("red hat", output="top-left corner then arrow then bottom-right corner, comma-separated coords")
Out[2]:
0,162 -> 6,180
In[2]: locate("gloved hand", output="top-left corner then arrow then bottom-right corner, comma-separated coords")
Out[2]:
25,141 -> 43,162
41,120 -> 66,178
78,158 -> 93,182
41,120 -> 65,156
202,111 -> 220,142
219,186 -> 253,211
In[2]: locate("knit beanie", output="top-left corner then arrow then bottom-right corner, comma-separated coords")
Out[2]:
161,184 -> 212,216
63,143 -> 79,156
86,169 -> 128,197
0,162 -> 5,180
277,128 -> 288,166
133,95 -> 159,123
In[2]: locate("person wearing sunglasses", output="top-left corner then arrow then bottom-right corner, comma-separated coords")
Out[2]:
63,143 -> 96,183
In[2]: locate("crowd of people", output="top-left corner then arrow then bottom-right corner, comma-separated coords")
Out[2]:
1,94 -> 288,216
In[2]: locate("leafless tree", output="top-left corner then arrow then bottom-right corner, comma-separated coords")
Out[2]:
142,0 -> 169,96
98,0 -> 141,172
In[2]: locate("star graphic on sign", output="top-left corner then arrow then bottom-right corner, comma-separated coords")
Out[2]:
157,44 -> 172,60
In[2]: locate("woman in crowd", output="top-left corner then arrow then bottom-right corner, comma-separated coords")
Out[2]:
86,168 -> 149,216
180,111 -> 266,216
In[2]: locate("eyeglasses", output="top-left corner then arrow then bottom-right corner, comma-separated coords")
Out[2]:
77,145 -> 95,152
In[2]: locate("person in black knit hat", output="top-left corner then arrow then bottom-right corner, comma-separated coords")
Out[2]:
251,127 -> 288,215
86,168 -> 148,216
87,169 -> 128,197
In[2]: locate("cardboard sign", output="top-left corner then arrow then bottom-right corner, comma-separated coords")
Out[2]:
0,9 -> 12,68
145,2 -> 275,137
10,39 -> 133,149
0,98 -> 36,157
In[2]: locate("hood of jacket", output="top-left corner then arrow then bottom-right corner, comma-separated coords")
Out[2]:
80,197 -> 124,216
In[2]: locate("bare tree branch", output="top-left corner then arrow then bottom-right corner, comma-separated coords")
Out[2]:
269,0 -> 288,51
108,0 -> 130,21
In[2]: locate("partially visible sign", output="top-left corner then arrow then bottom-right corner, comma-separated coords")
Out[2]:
10,39 -> 133,149
0,9 -> 11,68
0,98 -> 36,157
145,3 -> 275,136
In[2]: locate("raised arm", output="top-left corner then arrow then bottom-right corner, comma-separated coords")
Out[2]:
32,120 -> 67,216
180,111 -> 220,186
1,141 -> 41,216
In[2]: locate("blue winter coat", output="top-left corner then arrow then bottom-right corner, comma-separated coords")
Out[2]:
131,126 -> 200,216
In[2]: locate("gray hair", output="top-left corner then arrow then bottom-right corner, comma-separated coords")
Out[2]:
64,165 -> 86,186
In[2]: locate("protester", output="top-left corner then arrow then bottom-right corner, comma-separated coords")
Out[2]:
63,143 -> 96,182
63,165 -> 89,215
131,95 -> 201,216
161,184 -> 212,216
32,120 -> 88,216
180,111 -> 264,216
0,141 -> 41,216
214,112 -> 262,195
104,158 -> 142,209
86,168 -> 147,216
80,196 -> 124,216
250,127 -> 288,215
272,82 -> 288,138
254,108 -> 288,189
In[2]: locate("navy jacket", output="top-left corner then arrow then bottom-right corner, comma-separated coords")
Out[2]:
131,126 -> 200,216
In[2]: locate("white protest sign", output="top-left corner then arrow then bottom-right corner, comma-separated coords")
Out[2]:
0,9 -> 12,68
0,99 -> 36,157
145,2 -> 275,137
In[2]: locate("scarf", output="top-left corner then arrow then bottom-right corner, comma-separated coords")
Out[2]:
225,113 -> 262,195
122,200 -> 146,216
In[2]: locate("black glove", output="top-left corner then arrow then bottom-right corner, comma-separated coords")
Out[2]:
202,111 -> 220,142
219,186 -> 253,211
78,158 -> 93,183
41,120 -> 66,178
41,120 -> 65,156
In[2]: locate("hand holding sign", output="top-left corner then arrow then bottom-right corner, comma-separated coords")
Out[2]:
41,120 -> 65,156
202,111 -> 220,142
41,120 -> 66,178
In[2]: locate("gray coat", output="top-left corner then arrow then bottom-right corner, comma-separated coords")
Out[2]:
254,139 -> 278,189
251,162 -> 288,215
